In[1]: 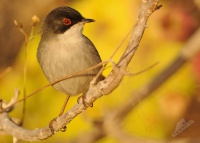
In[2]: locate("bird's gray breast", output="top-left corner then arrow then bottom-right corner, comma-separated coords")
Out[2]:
37,34 -> 102,96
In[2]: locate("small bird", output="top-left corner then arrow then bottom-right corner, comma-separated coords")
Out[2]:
37,6 -> 104,116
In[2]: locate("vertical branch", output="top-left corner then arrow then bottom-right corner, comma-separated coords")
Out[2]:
13,15 -> 40,125
14,20 -> 28,125
22,27 -> 28,126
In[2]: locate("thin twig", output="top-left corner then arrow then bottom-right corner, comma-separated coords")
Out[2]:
0,67 -> 12,78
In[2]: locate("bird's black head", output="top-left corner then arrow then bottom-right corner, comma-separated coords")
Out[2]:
42,6 -> 94,35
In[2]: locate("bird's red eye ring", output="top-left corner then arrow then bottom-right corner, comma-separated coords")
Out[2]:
63,18 -> 72,26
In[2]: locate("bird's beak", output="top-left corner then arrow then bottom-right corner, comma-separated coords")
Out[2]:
82,18 -> 95,23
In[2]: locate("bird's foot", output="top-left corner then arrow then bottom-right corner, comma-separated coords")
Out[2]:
49,117 -> 67,134
77,94 -> 93,107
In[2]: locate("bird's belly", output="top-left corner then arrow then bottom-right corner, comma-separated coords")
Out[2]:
39,45 -> 98,96
52,74 -> 93,96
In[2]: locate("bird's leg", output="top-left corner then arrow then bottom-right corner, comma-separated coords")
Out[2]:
58,95 -> 70,116
49,95 -> 70,133
77,68 -> 105,108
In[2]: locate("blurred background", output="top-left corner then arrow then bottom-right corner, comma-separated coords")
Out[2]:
0,0 -> 200,143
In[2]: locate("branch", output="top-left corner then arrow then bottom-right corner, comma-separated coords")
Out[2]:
107,27 -> 200,121
68,6 -> 200,143
69,27 -> 200,143
0,0 -> 161,141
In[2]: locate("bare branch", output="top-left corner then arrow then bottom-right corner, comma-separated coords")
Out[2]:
69,5 -> 200,143
2,89 -> 20,111
108,26 -> 200,122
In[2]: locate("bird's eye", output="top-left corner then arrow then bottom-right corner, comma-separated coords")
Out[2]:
63,18 -> 72,26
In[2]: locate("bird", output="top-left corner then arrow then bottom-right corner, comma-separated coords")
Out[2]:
37,6 -> 104,128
